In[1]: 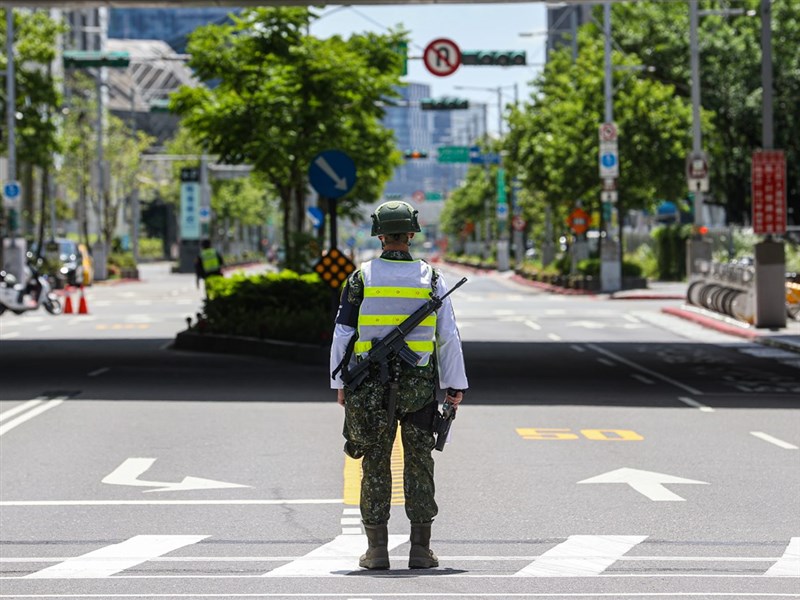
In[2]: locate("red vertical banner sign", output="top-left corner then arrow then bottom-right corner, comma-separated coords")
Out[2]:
751,150 -> 787,235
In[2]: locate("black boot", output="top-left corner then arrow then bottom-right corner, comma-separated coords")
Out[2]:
359,524 -> 389,569
408,521 -> 439,569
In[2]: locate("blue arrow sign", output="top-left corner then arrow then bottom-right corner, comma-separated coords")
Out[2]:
308,150 -> 356,199
307,206 -> 324,228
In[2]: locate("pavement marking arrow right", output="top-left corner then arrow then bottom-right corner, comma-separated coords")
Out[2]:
578,468 -> 709,502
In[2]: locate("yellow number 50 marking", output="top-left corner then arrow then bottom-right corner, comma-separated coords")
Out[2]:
516,428 -> 643,441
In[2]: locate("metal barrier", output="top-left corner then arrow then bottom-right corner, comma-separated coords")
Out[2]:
686,260 -> 755,323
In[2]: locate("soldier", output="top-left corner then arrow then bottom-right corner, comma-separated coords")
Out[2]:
194,240 -> 224,295
330,201 -> 468,570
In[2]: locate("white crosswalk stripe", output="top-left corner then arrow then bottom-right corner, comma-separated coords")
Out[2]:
515,535 -> 648,577
24,535 -> 208,579
8,534 -> 800,579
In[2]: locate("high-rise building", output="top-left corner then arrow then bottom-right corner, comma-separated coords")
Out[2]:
109,8 -> 238,51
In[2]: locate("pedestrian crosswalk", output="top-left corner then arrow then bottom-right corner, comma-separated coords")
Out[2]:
3,534 -> 797,579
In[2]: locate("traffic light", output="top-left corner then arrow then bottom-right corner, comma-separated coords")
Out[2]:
420,97 -> 470,110
403,150 -> 429,160
461,51 -> 527,67
63,50 -> 131,69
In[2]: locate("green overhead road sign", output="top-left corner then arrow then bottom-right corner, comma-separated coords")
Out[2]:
437,146 -> 470,163
63,50 -> 131,68
425,192 -> 444,201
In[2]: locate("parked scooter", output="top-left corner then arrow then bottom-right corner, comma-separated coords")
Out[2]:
0,263 -> 63,316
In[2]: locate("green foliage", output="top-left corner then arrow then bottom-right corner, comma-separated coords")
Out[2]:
170,8 -> 407,268
628,243 -> 659,279
201,270 -> 331,344
608,1 -> 800,221
108,252 -> 137,270
652,224 -> 691,281
138,238 -> 165,260
0,9 -> 64,169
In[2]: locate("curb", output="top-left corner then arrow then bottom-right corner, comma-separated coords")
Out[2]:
610,293 -> 685,301
510,274 -> 596,296
172,330 -> 329,365
662,306 -> 800,355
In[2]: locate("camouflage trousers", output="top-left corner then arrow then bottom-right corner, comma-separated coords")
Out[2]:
343,361 -> 438,525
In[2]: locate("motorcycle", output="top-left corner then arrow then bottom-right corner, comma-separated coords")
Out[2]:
0,264 -> 63,316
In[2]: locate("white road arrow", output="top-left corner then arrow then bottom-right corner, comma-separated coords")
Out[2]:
102,458 -> 250,493
315,156 -> 348,191
578,468 -> 708,502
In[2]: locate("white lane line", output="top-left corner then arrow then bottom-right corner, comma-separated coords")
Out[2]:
0,398 -> 45,423
587,344 -> 703,396
263,534 -> 407,577
631,374 -> 654,385
36,325 -> 52,332
751,432 -> 799,450
0,499 -> 343,506
2,331 -> 20,339
342,508 -> 360,515
597,358 -> 616,367
677,396 -> 715,413
340,518 -> 361,525
548,333 -> 562,342
25,535 -> 208,579
524,319 -> 541,331
570,344 -> 586,353
87,367 -> 110,377
0,398 -> 65,437
516,535 -> 648,577
623,314 -> 640,323
0,594 -> 796,598
765,537 -> 800,576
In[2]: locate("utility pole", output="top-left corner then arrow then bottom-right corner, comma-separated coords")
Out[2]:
599,2 -> 621,292
752,0 -> 786,328
685,0 -> 713,281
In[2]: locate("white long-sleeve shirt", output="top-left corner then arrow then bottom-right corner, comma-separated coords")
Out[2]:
330,265 -> 468,390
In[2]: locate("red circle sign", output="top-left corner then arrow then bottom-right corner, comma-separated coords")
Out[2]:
423,38 -> 461,77
412,190 -> 425,203
512,215 -> 526,232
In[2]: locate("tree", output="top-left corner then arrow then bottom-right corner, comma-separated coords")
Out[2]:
606,0 -> 800,223
504,30 -> 696,235
170,8 -> 406,268
0,9 -> 62,240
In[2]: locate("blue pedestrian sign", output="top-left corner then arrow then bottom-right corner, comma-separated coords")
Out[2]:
496,203 -> 509,220
599,141 -> 619,178
2,181 -> 21,204
308,150 -> 357,199
601,153 -> 617,168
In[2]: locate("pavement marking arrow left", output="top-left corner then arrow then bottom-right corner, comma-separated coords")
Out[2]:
578,468 -> 708,502
102,458 -> 250,493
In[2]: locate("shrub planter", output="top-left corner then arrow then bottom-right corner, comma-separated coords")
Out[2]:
173,330 -> 328,365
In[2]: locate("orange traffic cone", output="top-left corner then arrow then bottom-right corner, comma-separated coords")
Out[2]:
78,285 -> 89,315
63,289 -> 74,314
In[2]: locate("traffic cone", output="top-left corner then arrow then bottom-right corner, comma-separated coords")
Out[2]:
63,289 -> 74,314
78,285 -> 89,315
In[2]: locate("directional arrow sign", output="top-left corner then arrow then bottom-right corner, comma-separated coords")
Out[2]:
578,468 -> 708,502
102,458 -> 250,493
308,150 -> 356,199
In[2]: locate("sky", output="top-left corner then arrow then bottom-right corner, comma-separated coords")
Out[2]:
309,3 -> 550,135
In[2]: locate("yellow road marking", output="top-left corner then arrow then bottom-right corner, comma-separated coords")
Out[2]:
343,435 -> 405,507
517,427 -> 644,441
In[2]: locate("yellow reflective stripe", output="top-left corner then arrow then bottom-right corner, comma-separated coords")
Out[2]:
363,287 -> 431,299
358,315 -> 436,327
355,340 -> 434,354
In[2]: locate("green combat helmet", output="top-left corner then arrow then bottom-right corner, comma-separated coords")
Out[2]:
371,201 -> 421,236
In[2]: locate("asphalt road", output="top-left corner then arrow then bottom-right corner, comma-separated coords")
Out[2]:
0,262 -> 798,599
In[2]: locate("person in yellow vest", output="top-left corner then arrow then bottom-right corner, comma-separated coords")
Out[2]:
330,201 -> 468,570
195,240 -> 224,294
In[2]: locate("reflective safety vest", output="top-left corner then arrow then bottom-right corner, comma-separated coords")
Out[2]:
356,258 -> 437,367
200,248 -> 221,274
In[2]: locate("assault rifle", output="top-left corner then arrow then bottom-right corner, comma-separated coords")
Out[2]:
340,276 -> 468,390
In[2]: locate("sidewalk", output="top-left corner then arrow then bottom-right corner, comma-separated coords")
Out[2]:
610,281 -> 800,355
504,269 -> 800,355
